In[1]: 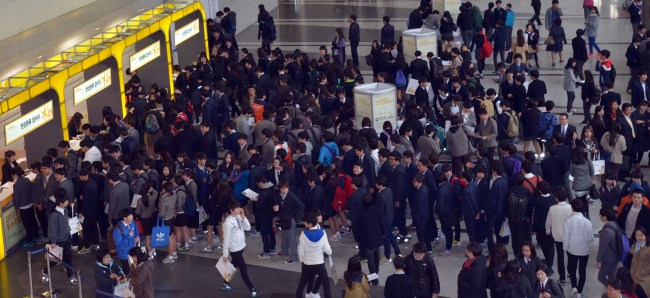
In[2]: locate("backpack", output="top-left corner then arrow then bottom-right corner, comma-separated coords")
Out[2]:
505,110 -> 519,137
430,57 -> 444,80
480,35 -> 493,58
507,191 -> 528,224
180,189 -> 198,217
395,69 -> 407,88
433,124 -> 446,147
144,113 -> 160,134
115,117 -> 127,129
506,155 -> 522,178
332,174 -> 353,212
604,224 -> 631,263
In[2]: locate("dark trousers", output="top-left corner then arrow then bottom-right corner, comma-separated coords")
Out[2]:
258,219 -> 276,253
537,233 -> 555,271
475,215 -> 487,243
36,206 -> 49,238
487,213 -> 510,255
98,211 -> 109,239
393,202 -> 407,236
567,252 -> 589,293
296,263 -> 331,298
493,49 -> 505,69
82,215 -> 99,248
19,207 -> 39,242
464,213 -> 477,242
575,194 -> 590,219
416,218 -> 432,251
43,239 -> 73,278
451,153 -> 471,177
529,6 -> 542,24
365,247 -> 380,275
566,91 -> 575,113
582,100 -> 592,123
575,60 -> 585,80
226,249 -> 255,291
383,221 -> 400,258
510,223 -> 531,257
505,27 -> 513,50
554,241 -> 566,280
477,58 -> 486,73
351,45 -> 359,67
440,210 -> 459,250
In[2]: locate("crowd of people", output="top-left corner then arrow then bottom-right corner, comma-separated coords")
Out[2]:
4,0 -> 650,297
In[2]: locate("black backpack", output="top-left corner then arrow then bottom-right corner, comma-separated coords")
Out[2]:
507,191 -> 528,224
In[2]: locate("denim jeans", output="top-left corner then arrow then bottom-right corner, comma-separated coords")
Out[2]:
588,36 -> 601,54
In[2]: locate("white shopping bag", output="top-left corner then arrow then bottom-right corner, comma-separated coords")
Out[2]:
69,217 -> 83,235
593,159 -> 605,175
114,281 -> 135,297
198,206 -> 208,225
499,220 -> 511,237
328,256 -> 339,285
216,256 -> 237,282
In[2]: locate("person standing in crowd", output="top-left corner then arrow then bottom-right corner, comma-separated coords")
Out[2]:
618,189 -> 650,239
221,200 -> 260,297
631,226 -> 650,293
528,0 -> 542,26
545,0 -> 563,31
296,212 -> 332,298
127,247 -> 154,298
404,242 -> 441,298
380,16 -> 394,46
12,167 -> 38,248
545,187 -> 572,284
533,264 -> 564,297
77,169 -> 100,254
497,260 -> 533,298
112,208 -> 139,275
343,256 -> 369,298
597,208 -> 622,289
355,192 -> 384,286
348,15 -> 360,67
585,7 -> 601,58
277,180 -> 305,264
159,182 -> 178,264
384,255 -> 413,298
563,199 -> 594,298
95,248 -> 125,297
457,241 -> 487,298
41,188 -> 77,284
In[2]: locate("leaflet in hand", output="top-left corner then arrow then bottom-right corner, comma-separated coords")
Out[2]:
242,189 -> 259,201
131,194 -> 142,209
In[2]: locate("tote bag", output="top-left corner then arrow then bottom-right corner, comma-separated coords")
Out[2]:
151,217 -> 170,248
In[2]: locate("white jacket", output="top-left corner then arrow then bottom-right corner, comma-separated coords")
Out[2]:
298,228 -> 332,265
563,212 -> 594,256
222,215 -> 251,257
545,201 -> 573,240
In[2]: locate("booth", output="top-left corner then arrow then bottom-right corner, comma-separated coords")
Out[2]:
170,10 -> 206,67
0,1 -> 208,260
354,83 -> 397,133
402,28 -> 438,63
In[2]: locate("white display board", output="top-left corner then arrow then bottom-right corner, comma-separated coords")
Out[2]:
4,101 -> 54,145
129,42 -> 161,71
354,83 -> 397,133
73,68 -> 112,105
402,28 -> 438,63
174,19 -> 200,47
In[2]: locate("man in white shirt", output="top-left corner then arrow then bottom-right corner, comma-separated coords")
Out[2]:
545,188 -> 573,285
563,199 -> 594,298
80,139 -> 101,163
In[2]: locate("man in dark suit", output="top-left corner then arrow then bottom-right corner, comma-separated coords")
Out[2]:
600,82 -> 621,114
254,67 -> 271,93
627,37 -> 642,92
341,139 -> 356,176
348,15 -> 361,67
266,158 -> 285,187
552,113 -> 577,146
408,6 -> 425,29
500,69 -> 516,101
526,70 -> 547,106
631,70 -> 650,107
199,122 -> 218,160
410,51 -> 429,81
414,78 -> 430,108
173,122 -> 199,160
412,174 -> 432,251
355,144 -> 377,186
540,145 -> 567,188
449,77 -> 469,102
388,154 -> 407,241
380,16 -> 395,46
377,149 -> 392,179
619,103 -> 638,171
374,176 -> 400,260
417,158 -> 438,242
305,175 -> 324,212
223,120 -> 240,158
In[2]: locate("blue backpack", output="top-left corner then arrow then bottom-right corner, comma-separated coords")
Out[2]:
395,70 -> 407,88
506,155 -> 522,179
605,224 -> 631,263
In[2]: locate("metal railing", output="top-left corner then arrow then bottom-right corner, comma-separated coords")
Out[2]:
26,247 -> 82,298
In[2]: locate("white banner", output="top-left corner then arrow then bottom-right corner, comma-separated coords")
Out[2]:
129,42 -> 161,71
4,101 -> 54,145
372,92 -> 397,133
174,19 -> 200,47
354,92 -> 372,130
73,69 -> 112,105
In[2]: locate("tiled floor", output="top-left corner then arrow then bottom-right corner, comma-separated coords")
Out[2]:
0,0 -> 642,297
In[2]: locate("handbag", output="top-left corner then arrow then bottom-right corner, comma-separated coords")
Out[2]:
365,54 -> 373,66
151,217 -> 170,248
544,35 -> 555,45
592,154 -> 605,175
114,281 -> 135,297
505,52 -> 513,64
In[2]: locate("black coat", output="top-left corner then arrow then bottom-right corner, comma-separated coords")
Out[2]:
410,59 -> 429,81
517,255 -> 542,289
355,205 -> 385,250
552,124 -> 577,146
541,155 -> 567,187
388,163 -> 406,204
457,256 -> 488,298
380,24 -> 395,45
572,37 -> 588,61
404,253 -> 441,296
173,129 -> 199,158
306,185 -> 324,213
526,79 -> 547,104
415,86 -> 429,107
617,203 -> 650,235
277,191 -> 305,229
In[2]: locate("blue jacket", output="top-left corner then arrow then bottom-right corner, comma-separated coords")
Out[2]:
318,142 -> 339,167
505,10 -> 515,27
112,221 -> 139,260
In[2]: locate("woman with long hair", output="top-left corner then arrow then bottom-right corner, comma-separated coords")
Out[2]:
487,243 -> 509,297
370,40 -> 380,78
584,6 -> 601,57
135,182 -> 159,257
580,70 -> 597,124
219,151 -> 235,179
631,226 -> 650,292
496,260 -> 533,298
563,58 -> 578,115
580,125 -> 600,161
524,23 -> 540,68
517,241 -> 542,289
616,267 -> 648,298
546,18 -> 567,67
68,112 -> 84,138
440,11 -> 456,40
332,28 -> 346,64
202,179 -> 233,252
1,150 -> 19,185
589,106 -> 607,141
604,100 -> 622,129
570,144 -> 594,218
512,29 -> 529,63
600,123 -> 627,180
343,255 -> 369,297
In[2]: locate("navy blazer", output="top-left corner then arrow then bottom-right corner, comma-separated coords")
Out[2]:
487,176 -> 508,216
462,182 -> 481,217
342,149 -> 356,176
631,80 -> 650,107
388,164 -> 406,203
413,184 -> 430,223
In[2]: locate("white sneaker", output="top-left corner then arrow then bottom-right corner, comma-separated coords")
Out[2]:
312,293 -> 321,298
572,288 -> 578,295
576,294 -> 583,298
305,292 -> 313,298
162,256 -> 175,263
201,247 -> 213,253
